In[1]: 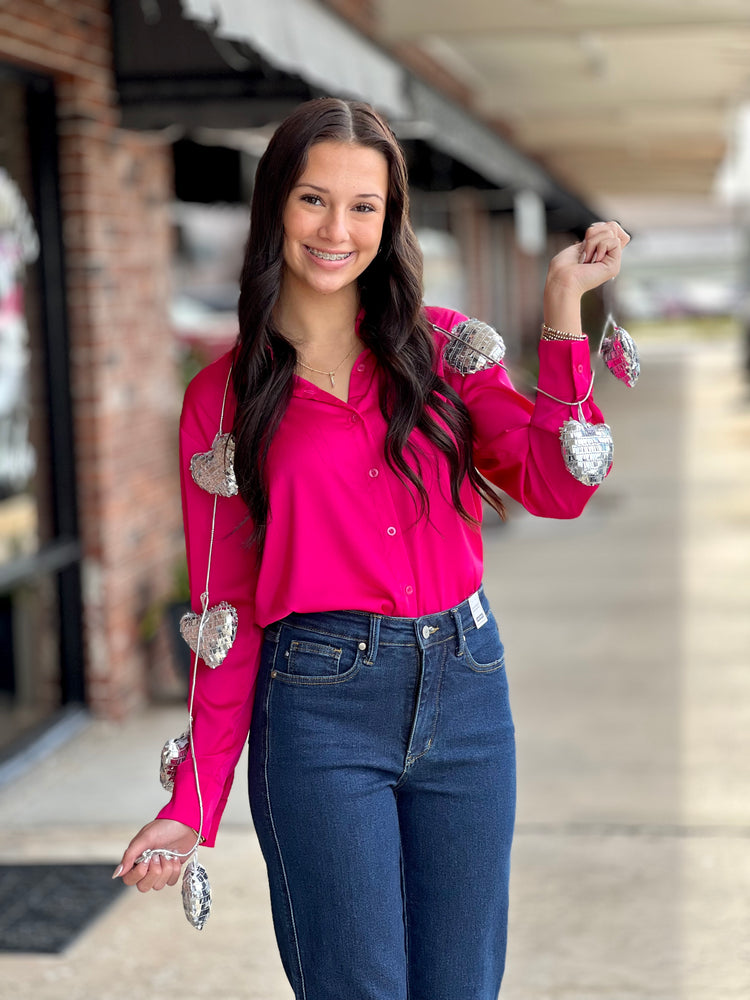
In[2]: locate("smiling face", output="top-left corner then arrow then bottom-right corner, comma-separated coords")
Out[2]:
280,141 -> 389,304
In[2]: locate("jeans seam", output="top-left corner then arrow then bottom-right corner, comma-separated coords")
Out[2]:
271,654 -> 364,686
403,644 -> 447,767
463,656 -> 506,674
264,673 -> 307,1000
281,621 -> 367,643
401,845 -> 411,1000
462,622 -> 506,673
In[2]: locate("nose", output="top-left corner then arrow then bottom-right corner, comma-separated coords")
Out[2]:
318,208 -> 348,245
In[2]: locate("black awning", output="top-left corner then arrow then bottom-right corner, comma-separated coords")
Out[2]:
111,0 -> 597,227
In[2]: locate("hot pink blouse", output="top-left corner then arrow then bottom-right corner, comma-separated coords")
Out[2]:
157,305 -> 608,844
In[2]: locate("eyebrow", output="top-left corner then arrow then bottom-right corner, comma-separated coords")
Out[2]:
294,182 -> 385,203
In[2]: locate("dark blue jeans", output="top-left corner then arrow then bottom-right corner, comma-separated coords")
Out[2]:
248,587 -> 516,1000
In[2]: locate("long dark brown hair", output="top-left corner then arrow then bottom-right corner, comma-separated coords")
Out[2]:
232,97 -> 502,556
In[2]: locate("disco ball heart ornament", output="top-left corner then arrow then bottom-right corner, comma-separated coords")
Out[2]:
559,408 -> 613,486
190,433 -> 237,497
601,322 -> 640,388
180,602 -> 238,668
159,731 -> 190,792
441,318 -> 506,374
182,854 -> 212,930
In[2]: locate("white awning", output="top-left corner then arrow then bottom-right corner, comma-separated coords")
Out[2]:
177,0 -> 595,221
180,0 -> 409,119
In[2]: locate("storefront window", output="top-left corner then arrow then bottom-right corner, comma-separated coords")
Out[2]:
0,71 -> 78,753
0,166 -> 39,551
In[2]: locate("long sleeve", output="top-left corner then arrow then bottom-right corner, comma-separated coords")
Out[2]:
156,359 -> 263,846
430,306 -> 610,518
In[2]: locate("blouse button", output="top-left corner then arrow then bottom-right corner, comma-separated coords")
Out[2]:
369,468 -> 379,478
357,363 -> 365,372
350,413 -> 359,424
405,585 -> 414,595
387,526 -> 397,536
577,364 -> 584,373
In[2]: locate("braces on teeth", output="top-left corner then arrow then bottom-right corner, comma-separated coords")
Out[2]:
307,247 -> 352,260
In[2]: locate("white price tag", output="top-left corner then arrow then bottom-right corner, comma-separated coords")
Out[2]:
468,591 -> 488,629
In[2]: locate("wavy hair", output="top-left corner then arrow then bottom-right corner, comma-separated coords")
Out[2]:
232,97 -> 503,556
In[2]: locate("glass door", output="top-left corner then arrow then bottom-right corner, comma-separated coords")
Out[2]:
0,68 -> 83,754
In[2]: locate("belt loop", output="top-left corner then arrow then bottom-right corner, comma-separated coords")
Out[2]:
450,607 -> 465,657
365,614 -> 381,666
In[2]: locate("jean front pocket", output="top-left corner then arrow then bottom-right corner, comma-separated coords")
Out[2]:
272,629 -> 364,686
461,615 -> 506,674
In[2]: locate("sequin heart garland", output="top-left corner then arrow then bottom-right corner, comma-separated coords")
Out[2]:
159,731 -> 190,792
441,318 -> 506,375
560,411 -> 614,486
180,602 -> 238,669
190,433 -> 238,497
182,854 -> 212,930
601,322 -> 640,388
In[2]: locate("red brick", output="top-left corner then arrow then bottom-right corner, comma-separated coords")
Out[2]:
3,2 -> 183,719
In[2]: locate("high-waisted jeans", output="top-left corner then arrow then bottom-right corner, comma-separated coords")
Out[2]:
248,587 -> 516,1000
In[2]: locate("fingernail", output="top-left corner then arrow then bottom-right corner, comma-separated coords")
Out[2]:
112,864 -> 123,879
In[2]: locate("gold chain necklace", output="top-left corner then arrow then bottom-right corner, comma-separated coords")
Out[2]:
296,341 -> 359,388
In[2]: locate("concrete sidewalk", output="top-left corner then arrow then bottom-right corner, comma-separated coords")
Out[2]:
1,327 -> 748,999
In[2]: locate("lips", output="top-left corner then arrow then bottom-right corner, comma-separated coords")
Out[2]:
305,245 -> 354,262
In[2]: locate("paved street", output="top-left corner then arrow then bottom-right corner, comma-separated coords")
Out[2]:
1,325 -> 748,999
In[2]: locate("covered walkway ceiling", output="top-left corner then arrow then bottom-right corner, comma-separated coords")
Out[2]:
377,0 -> 750,209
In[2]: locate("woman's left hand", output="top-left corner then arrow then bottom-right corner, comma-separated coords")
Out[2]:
546,221 -> 631,298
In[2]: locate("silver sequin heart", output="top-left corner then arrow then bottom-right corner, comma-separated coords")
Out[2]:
180,602 -> 238,668
560,417 -> 613,486
601,324 -> 640,388
159,731 -> 190,792
190,433 -> 238,497
182,854 -> 212,930
443,319 -> 506,374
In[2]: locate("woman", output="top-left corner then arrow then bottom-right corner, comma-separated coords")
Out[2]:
115,98 -> 629,999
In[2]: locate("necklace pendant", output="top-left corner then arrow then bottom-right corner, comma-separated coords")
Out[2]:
329,372 -> 335,388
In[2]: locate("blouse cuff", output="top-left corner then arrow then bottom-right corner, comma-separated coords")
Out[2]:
156,756 -> 230,848
536,337 -> 593,404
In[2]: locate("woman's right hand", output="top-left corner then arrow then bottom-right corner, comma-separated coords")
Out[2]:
113,818 -> 199,892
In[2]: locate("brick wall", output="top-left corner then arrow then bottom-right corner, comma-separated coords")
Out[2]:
0,1 -> 183,718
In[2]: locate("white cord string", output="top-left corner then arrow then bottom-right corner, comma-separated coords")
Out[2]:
433,320 -> 597,410
138,365 -> 235,867
598,312 -> 618,355
218,365 -> 232,431
186,364 -> 235,851
535,371 -> 595,408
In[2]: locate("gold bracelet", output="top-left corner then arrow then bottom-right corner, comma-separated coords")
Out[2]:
540,323 -> 587,342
